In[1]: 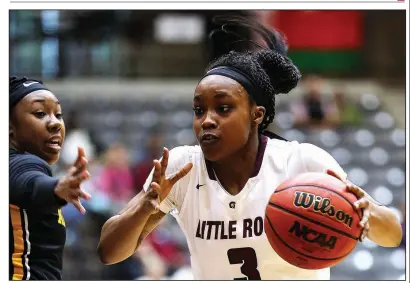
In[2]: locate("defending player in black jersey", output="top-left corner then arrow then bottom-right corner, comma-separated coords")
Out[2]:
9,76 -> 92,280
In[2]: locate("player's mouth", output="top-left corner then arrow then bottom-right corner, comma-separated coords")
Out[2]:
200,133 -> 219,146
45,136 -> 62,152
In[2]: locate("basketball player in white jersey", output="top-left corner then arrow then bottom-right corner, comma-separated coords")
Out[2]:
98,16 -> 402,280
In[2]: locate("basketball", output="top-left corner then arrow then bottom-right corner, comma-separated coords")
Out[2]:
264,172 -> 363,270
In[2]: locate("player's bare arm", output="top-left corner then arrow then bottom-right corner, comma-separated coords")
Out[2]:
327,170 -> 402,247
97,148 -> 193,264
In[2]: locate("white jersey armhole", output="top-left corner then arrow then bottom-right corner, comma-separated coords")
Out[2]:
298,142 -> 347,179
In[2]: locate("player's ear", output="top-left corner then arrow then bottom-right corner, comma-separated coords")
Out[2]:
253,106 -> 265,126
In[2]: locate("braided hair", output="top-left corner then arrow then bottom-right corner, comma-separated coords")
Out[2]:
206,15 -> 301,133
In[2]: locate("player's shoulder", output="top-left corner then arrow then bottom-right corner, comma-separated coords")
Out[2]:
265,136 -> 303,155
169,144 -> 201,157
266,136 -> 297,148
168,145 -> 202,166
266,138 -> 325,153
266,138 -> 330,164
9,148 -> 51,174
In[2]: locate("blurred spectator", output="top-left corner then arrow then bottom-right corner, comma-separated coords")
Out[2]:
332,87 -> 363,127
132,133 -> 164,194
144,217 -> 189,276
97,143 -> 134,209
291,74 -> 338,129
170,265 -> 194,280
60,110 -> 98,167
134,242 -> 169,280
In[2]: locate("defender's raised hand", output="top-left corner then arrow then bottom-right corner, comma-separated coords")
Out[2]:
54,147 -> 92,214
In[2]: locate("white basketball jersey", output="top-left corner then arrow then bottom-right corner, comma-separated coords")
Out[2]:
143,136 -> 347,280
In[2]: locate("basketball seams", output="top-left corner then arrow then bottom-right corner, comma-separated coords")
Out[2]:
267,203 -> 360,240
274,184 -> 362,220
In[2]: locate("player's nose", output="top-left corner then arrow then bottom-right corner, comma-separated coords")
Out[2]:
201,111 -> 217,129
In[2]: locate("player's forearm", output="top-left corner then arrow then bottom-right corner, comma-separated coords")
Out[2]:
367,203 -> 402,247
97,199 -> 154,265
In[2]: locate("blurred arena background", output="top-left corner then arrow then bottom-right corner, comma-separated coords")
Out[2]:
9,10 -> 406,280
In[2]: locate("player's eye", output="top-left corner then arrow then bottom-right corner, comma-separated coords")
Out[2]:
33,112 -> 46,118
55,113 -> 63,120
193,107 -> 204,116
217,105 -> 230,113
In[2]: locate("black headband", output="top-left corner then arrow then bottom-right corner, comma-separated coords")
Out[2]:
10,80 -> 49,110
202,66 -> 265,105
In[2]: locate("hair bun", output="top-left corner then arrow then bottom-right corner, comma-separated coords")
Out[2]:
253,50 -> 301,95
267,29 -> 289,57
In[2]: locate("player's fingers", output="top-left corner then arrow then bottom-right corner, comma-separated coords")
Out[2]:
160,147 -> 169,176
67,166 -> 78,177
71,198 -> 86,215
78,189 -> 92,201
71,170 -> 90,183
169,162 -> 193,185
74,147 -> 86,166
347,184 -> 365,199
359,230 -> 366,242
150,182 -> 161,196
360,222 -> 370,242
360,210 -> 370,228
75,170 -> 91,182
67,189 -> 81,199
326,169 -> 347,182
355,199 -> 370,227
151,160 -> 162,183
149,182 -> 166,203
74,157 -> 88,174
354,197 -> 369,210
68,171 -> 90,187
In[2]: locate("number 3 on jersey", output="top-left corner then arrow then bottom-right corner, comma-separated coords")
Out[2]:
227,247 -> 261,280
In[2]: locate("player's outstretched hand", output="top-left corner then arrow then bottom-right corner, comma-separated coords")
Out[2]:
327,169 -> 370,242
142,147 -> 193,214
54,147 -> 92,214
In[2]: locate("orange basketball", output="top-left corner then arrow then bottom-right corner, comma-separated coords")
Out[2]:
264,172 -> 363,270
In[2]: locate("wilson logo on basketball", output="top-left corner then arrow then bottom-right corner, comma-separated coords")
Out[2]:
289,220 -> 337,249
293,191 -> 353,228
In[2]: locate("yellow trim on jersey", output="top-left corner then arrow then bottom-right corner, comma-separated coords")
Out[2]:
10,204 -> 25,280
57,209 -> 66,227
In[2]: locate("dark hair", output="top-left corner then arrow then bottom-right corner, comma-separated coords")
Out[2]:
206,15 -> 301,133
10,76 -> 27,93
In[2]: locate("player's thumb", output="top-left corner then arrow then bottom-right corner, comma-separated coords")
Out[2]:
150,182 -> 161,196
326,169 -> 346,182
169,162 -> 193,185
